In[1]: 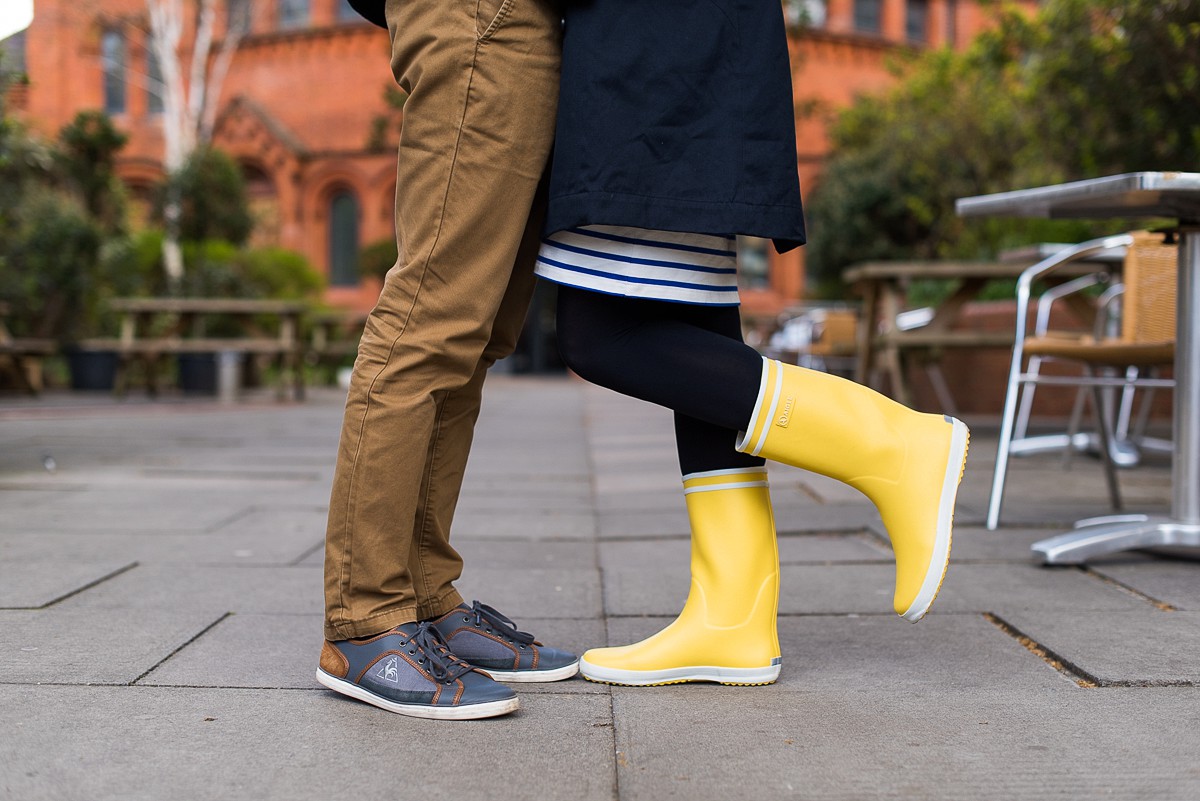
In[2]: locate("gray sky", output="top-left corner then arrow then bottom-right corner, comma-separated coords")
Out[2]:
0,1 -> 34,41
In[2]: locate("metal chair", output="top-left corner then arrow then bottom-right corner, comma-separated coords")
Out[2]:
987,231 -> 1178,530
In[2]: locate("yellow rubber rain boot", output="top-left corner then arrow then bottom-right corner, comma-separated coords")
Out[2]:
580,468 -> 781,686
738,358 -> 970,622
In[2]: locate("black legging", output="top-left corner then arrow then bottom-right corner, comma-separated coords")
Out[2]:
555,286 -> 766,475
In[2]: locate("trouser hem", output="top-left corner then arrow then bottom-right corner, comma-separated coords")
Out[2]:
324,607 -> 420,642
417,588 -> 466,622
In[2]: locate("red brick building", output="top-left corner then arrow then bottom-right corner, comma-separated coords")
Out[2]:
4,0 -> 1034,313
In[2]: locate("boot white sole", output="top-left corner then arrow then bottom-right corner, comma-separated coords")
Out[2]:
482,660 -> 580,683
900,417 -> 970,623
579,659 -> 781,687
316,669 -> 519,720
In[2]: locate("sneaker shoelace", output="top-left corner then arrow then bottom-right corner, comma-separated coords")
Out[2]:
466,601 -> 536,646
402,621 -> 475,684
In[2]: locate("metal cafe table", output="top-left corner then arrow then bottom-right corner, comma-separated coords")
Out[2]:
956,172 -> 1200,564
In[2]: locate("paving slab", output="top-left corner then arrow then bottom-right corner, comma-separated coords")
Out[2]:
939,562 -> 1150,615
452,539 -> 598,570
5,376 -> 1200,800
1,529 -> 323,567
947,526 -> 1071,562
610,687 -> 1200,801
598,509 -> 690,539
456,567 -> 602,619
1089,561 -> 1200,610
0,608 -> 224,683
605,613 -> 1070,692
455,486 -> 594,512
56,564 -> 324,615
451,509 -> 597,540
605,562 -> 1147,617
995,608 -> 1200,686
599,504 -> 878,540
0,560 -> 134,608
599,534 -> 887,576
871,522 -> 1172,566
141,613 -> 606,694
209,505 -> 330,536
0,686 -> 616,801
2,487 -> 256,532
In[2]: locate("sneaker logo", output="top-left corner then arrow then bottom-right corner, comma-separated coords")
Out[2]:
376,656 -> 400,684
776,396 -> 795,428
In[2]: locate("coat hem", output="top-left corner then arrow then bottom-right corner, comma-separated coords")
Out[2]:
545,191 -> 806,254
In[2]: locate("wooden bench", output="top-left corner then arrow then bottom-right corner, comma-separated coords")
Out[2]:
0,303 -> 56,394
305,310 -> 368,369
842,260 -> 1104,410
84,298 -> 309,400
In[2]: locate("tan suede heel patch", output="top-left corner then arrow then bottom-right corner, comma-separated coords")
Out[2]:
319,641 -> 350,678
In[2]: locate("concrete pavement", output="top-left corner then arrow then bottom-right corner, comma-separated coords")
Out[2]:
1,377 -> 1197,800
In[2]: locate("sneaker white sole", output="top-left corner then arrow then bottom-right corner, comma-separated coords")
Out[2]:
579,659 -> 781,687
316,669 -> 519,720
899,417 -> 970,623
482,660 -> 580,683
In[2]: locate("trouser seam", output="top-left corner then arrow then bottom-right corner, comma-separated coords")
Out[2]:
414,388 -> 451,606
332,37 -> 487,627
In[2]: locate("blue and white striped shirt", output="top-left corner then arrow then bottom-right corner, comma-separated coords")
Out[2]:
535,225 -> 740,306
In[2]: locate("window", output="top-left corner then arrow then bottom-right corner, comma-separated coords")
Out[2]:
338,0 -> 361,22
0,31 -> 27,76
277,0 -> 310,29
101,30 -> 126,115
146,46 -> 163,114
329,191 -> 360,287
906,0 -> 929,43
737,237 -> 771,291
945,0 -> 958,47
853,0 -> 882,35
227,0 -> 251,35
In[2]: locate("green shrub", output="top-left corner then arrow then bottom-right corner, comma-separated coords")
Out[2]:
0,188 -> 104,341
153,147 -> 254,246
358,237 -> 398,281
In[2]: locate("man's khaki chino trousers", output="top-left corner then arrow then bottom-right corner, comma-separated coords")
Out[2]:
323,0 -> 561,640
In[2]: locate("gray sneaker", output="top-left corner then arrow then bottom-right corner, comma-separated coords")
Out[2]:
430,602 -> 579,682
316,621 -> 518,720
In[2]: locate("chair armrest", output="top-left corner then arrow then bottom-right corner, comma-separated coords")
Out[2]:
1014,234 -> 1133,347
1033,273 -> 1112,336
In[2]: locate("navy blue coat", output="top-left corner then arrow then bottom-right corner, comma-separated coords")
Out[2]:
548,0 -> 805,251
348,0 -> 806,251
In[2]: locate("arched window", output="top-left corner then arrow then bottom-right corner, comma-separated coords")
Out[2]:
277,0 -> 310,29
338,0 -> 361,22
329,191 -> 360,287
101,30 -> 126,115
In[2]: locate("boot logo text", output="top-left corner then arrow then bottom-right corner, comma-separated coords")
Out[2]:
776,397 -> 795,428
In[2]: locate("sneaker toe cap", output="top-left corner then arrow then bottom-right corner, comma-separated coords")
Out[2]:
535,645 -> 579,670
458,670 -> 517,704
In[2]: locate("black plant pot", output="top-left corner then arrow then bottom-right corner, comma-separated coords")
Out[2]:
177,353 -> 218,395
65,349 -> 118,391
